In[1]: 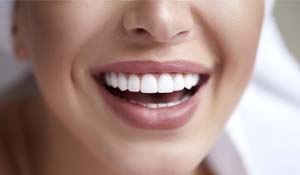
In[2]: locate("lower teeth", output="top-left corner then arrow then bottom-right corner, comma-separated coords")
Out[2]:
126,95 -> 190,109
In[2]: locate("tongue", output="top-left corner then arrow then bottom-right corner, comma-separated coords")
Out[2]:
110,88 -> 187,104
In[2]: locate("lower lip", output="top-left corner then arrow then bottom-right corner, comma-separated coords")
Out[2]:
95,80 -> 208,130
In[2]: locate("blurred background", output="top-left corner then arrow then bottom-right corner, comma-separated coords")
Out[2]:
274,0 -> 300,58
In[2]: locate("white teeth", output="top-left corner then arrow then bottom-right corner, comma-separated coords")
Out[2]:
128,74 -> 140,92
104,72 -> 201,93
146,103 -> 157,108
192,74 -> 200,86
101,72 -> 199,108
141,74 -> 158,93
167,101 -> 177,107
158,73 -> 174,93
184,74 -> 193,89
173,73 -> 185,91
157,103 -> 168,108
110,73 -> 118,88
105,73 -> 112,86
127,95 -> 191,108
118,73 -> 128,91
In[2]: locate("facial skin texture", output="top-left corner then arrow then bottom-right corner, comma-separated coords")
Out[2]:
13,1 -> 264,175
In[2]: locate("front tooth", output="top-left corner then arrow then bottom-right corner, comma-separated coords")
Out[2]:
191,74 -> 199,86
141,74 -> 158,93
105,73 -> 112,86
128,74 -> 140,92
167,101 -> 177,107
118,73 -> 128,91
158,73 -> 174,93
181,95 -> 190,102
147,103 -> 157,108
173,74 -> 185,91
184,74 -> 193,89
157,103 -> 168,108
111,73 -> 118,88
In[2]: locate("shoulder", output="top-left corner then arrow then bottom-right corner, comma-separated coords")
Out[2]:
0,75 -> 35,140
0,74 -> 38,174
0,95 -> 21,175
0,140 -> 15,175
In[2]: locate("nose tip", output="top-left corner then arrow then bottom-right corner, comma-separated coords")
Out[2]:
122,2 -> 194,44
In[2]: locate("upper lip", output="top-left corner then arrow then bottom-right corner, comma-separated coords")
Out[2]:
90,60 -> 213,74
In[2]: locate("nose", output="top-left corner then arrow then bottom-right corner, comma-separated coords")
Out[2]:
122,1 -> 194,45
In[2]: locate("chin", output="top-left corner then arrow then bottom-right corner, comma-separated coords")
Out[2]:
102,143 -> 206,175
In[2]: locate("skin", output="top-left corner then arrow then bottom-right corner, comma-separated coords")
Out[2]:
4,0 -> 264,175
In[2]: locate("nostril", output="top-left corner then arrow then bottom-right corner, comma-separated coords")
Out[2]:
178,31 -> 188,36
168,30 -> 190,42
176,31 -> 190,38
135,28 -> 147,34
126,27 -> 190,44
125,27 -> 152,41
126,28 -> 156,42
127,28 -> 151,39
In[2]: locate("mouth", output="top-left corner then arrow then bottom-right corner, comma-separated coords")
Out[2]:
91,61 -> 212,130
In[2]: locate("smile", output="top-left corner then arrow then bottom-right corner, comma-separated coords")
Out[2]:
91,61 -> 212,130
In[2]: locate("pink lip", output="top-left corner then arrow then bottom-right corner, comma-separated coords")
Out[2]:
90,61 -> 212,130
90,60 -> 213,74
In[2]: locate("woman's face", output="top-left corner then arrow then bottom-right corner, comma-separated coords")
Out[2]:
15,1 -> 264,174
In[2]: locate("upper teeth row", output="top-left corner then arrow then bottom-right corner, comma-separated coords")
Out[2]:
104,72 -> 200,93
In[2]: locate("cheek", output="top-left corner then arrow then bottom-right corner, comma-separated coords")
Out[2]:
24,2 -> 119,77
193,2 -> 264,75
21,4 -> 122,113
26,3 -> 107,73
21,3 -> 120,123
193,1 -> 264,120
209,3 -> 263,91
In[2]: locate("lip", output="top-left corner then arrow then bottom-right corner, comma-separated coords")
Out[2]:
90,60 -> 213,74
90,61 -> 212,130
